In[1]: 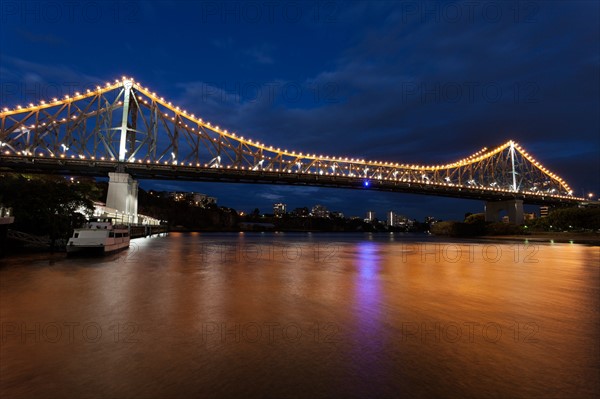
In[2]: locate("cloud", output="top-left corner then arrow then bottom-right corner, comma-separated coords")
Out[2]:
244,44 -> 275,65
17,29 -> 65,45
258,192 -> 284,201
172,1 -> 598,196
211,37 -> 234,49
257,186 -> 321,202
0,56 -> 103,103
1,56 -> 101,84
2,1 -> 597,218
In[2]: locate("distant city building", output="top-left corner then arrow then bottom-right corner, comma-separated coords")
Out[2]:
524,213 -> 536,221
148,190 -> 165,198
192,193 -> 217,206
365,211 -> 376,222
331,211 -> 344,218
168,191 -> 217,207
387,211 -> 408,227
540,206 -> 550,218
311,204 -> 329,218
292,207 -> 310,217
273,203 -> 287,217
169,192 -> 186,202
502,213 -> 535,223
425,216 -> 439,225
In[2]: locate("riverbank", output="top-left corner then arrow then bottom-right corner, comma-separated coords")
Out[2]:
477,232 -> 600,245
162,229 -> 600,245
0,230 -> 169,258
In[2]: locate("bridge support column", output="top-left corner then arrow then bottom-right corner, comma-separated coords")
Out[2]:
485,199 -> 524,224
106,172 -> 138,224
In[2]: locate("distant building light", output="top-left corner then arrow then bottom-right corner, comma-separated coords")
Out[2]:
273,203 -> 287,217
365,211 -> 375,222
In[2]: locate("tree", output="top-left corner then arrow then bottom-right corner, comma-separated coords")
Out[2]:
464,213 -> 485,224
0,173 -> 95,245
546,207 -> 600,230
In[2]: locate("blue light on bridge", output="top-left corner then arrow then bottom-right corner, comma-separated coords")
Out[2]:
364,180 -> 370,187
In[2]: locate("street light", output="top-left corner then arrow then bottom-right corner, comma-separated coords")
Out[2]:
589,193 -> 595,200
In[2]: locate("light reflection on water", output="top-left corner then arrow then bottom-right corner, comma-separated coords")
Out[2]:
1,232 -> 599,398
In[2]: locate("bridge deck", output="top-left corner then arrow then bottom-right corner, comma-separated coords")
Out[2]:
0,155 -> 581,206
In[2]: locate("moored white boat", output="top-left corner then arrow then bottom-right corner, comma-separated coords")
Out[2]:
67,218 -> 130,255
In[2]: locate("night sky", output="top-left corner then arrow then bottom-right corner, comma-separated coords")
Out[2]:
1,1 -> 598,220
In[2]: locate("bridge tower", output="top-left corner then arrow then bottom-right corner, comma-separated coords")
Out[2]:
0,76 -> 582,222
484,200 -> 524,224
106,172 -> 138,224
105,80 -> 139,223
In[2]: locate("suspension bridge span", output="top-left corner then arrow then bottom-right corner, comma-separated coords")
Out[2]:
0,77 -> 586,224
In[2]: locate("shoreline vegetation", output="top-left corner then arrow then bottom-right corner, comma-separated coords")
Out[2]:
428,210 -> 600,245
1,173 -> 599,256
429,209 -> 599,239
477,232 -> 600,245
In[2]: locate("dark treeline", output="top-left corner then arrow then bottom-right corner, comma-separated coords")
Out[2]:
0,173 -> 100,245
530,207 -> 600,231
140,194 -> 431,233
239,212 -> 430,233
138,189 -> 239,231
4,173 -> 596,238
430,208 -> 600,237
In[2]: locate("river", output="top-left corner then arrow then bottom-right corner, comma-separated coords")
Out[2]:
1,232 -> 599,398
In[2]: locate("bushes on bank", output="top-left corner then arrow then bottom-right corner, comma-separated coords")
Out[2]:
0,173 -> 97,243
545,207 -> 600,230
430,221 -> 524,236
430,221 -> 482,236
431,207 -> 599,236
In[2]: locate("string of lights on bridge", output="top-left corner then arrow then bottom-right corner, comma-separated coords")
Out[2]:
0,77 -> 582,201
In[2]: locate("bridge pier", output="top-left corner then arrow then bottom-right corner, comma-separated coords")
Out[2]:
485,199 -> 524,224
106,172 -> 138,224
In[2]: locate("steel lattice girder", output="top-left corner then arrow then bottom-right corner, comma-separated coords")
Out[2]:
0,78 -> 576,201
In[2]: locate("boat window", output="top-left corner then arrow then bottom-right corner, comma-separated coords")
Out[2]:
109,232 -> 115,238
74,233 -> 79,238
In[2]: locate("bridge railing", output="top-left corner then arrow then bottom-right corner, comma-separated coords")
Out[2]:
0,77 -> 579,201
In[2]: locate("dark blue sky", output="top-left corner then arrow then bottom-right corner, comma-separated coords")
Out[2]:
1,1 -> 598,220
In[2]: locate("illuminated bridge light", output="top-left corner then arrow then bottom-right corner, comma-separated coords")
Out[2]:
0,77 -> 576,201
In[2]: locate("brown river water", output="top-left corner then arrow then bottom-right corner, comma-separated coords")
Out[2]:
1,232 -> 599,398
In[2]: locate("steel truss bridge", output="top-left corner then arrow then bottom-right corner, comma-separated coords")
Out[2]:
0,77 -> 583,206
